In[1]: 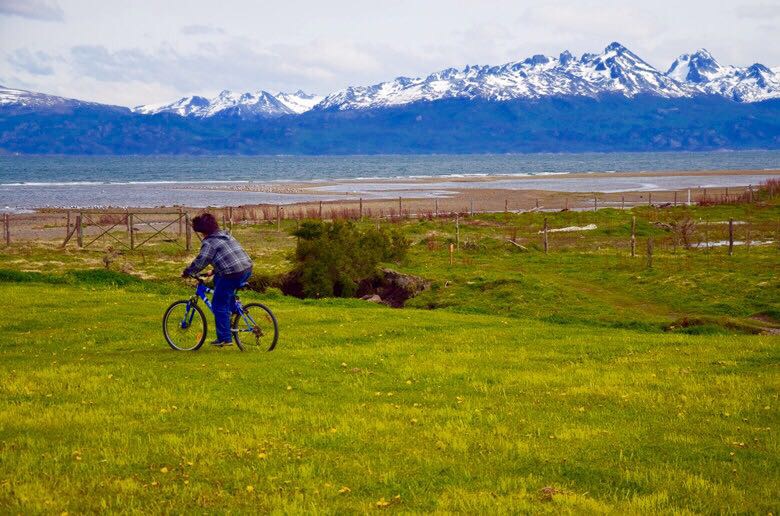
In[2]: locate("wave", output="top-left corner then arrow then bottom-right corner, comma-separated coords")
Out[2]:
0,180 -> 255,187
0,172 -> 579,187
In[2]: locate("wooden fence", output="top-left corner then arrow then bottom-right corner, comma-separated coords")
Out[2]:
59,210 -> 191,250
0,184 -> 775,251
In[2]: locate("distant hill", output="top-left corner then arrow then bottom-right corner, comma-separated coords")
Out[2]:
1,42 -> 779,154
2,94 -> 778,155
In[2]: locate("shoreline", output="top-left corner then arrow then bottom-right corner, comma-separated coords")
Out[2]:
1,169 -> 777,242
1,169 -> 777,213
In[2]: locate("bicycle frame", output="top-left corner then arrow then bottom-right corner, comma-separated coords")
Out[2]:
180,279 -> 259,333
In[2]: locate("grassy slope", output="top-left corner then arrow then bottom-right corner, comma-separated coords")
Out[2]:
1,202 -> 778,512
1,280 -> 778,513
2,203 -> 779,334
402,204 -> 780,333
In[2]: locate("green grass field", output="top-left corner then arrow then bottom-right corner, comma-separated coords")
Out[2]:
1,203 -> 779,512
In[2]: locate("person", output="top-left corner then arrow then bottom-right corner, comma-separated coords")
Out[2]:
182,213 -> 253,347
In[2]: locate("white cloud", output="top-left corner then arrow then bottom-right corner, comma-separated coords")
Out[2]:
7,48 -> 55,75
62,37 -> 431,104
735,3 -> 780,19
181,24 -> 225,35
0,0 -> 63,21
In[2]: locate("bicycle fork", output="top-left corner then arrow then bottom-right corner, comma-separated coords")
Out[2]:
181,298 -> 198,329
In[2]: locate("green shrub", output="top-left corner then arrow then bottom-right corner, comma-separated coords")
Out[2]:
290,221 -> 409,298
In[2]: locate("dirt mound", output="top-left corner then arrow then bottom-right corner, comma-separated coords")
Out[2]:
357,269 -> 431,308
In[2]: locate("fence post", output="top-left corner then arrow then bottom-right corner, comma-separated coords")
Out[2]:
455,215 -> 460,251
185,213 -> 191,251
434,199 -> 439,217
646,237 -> 653,268
469,200 -> 474,216
728,218 -> 734,256
594,196 -> 598,212
3,213 -> 9,246
359,198 -> 363,219
398,197 -> 402,217
77,213 -> 83,248
276,205 -> 281,231
673,191 -> 677,207
536,198 -> 540,209
687,189 -> 691,206
504,199 -> 508,213
648,193 -> 652,206
565,198 -> 569,210
543,217 -> 549,254
630,216 -> 636,258
66,210 -> 71,239
228,207 -> 233,234
449,243 -> 454,266
178,207 -> 183,237
318,201 -> 323,220
129,213 -> 134,250
621,196 -> 625,210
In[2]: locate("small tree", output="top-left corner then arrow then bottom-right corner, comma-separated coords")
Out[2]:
670,217 -> 697,249
290,221 -> 409,298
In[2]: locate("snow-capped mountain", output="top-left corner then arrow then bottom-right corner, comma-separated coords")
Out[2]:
0,84 -> 125,113
133,95 -> 211,116
4,42 -> 779,125
666,49 -> 721,83
667,49 -> 780,102
128,43 -> 779,117
318,42 -> 780,111
274,90 -> 323,114
319,42 -> 699,110
134,89 -> 322,118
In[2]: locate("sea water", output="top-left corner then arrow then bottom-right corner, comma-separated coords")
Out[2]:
1,151 -> 778,211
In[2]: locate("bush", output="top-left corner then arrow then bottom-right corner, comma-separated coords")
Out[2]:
289,221 -> 409,298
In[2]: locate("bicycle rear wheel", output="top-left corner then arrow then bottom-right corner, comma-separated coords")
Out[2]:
232,303 -> 278,352
163,300 -> 207,351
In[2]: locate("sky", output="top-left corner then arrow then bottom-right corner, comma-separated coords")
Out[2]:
1,0 -> 778,107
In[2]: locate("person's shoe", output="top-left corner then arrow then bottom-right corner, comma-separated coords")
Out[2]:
209,339 -> 233,347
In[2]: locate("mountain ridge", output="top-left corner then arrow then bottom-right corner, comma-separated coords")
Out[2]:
4,42 -> 779,119
2,42 -> 779,155
133,90 -> 323,118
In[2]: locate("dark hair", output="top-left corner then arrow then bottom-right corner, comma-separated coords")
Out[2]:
192,213 -> 219,234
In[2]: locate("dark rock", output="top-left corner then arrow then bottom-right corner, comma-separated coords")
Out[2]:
357,268 -> 431,308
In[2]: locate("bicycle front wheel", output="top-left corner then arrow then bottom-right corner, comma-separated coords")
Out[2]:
163,300 -> 207,351
232,303 -> 279,352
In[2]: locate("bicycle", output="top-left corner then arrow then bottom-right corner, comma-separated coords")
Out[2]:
162,274 -> 279,352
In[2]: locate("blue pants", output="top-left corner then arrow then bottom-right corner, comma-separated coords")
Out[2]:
213,269 -> 252,342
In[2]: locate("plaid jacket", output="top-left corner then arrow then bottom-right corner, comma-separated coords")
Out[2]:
184,231 -> 253,277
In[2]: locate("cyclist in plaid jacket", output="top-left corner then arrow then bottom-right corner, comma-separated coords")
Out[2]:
183,213 -> 253,346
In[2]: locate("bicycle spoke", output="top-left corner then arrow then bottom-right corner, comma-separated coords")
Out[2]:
164,301 -> 207,351
232,303 -> 278,351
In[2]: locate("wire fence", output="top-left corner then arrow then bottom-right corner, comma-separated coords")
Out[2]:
1,184 -> 777,256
